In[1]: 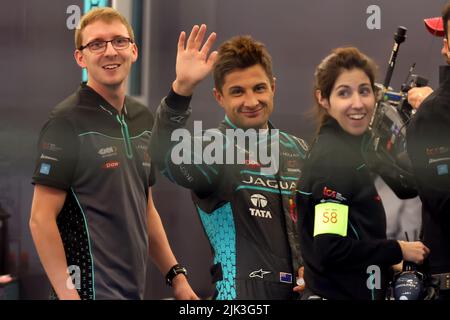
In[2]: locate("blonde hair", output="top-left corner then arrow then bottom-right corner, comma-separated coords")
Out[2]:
75,7 -> 135,49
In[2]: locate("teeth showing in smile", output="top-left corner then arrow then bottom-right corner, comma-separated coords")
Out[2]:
348,114 -> 365,120
103,64 -> 120,70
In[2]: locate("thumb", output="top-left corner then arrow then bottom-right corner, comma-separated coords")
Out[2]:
207,51 -> 219,68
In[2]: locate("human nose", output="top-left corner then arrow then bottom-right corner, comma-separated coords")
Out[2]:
243,92 -> 259,107
103,41 -> 118,56
351,93 -> 364,109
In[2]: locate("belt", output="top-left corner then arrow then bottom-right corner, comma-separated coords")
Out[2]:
432,273 -> 450,290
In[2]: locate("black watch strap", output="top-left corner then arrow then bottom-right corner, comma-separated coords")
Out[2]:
165,264 -> 188,286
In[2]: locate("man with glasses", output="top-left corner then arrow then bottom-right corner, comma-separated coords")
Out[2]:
29,7 -> 197,300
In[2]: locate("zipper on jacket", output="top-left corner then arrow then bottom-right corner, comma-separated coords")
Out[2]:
116,114 -> 134,159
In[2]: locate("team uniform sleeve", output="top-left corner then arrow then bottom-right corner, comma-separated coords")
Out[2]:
32,117 -> 79,191
150,89 -> 222,196
406,100 -> 450,229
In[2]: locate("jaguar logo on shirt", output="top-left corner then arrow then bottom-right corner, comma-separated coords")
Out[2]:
242,176 -> 297,190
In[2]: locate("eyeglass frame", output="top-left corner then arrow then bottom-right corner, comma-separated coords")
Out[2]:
78,37 -> 134,53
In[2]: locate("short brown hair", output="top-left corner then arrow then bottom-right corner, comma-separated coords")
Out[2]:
75,7 -> 135,49
313,47 -> 378,130
213,35 -> 274,93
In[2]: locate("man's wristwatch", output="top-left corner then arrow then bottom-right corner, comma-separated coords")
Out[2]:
165,264 -> 188,286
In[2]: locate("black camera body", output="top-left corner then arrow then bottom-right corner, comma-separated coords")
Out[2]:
364,77 -> 427,190
363,26 -> 429,190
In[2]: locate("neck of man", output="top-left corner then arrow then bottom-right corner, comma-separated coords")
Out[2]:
87,81 -> 127,114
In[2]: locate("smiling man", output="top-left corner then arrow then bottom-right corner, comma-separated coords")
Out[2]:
29,7 -> 197,300
150,27 -> 308,299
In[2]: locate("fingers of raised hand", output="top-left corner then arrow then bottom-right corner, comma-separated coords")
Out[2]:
186,25 -> 200,50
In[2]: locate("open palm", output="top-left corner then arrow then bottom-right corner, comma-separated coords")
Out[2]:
174,24 -> 218,96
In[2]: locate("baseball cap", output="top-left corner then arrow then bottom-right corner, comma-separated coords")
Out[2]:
424,16 -> 445,37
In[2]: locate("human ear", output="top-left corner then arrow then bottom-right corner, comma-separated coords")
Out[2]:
315,90 -> 329,110
213,88 -> 225,109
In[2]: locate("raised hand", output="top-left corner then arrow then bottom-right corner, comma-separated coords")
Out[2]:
173,24 -> 218,97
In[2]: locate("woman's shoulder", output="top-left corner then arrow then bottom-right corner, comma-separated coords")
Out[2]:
309,130 -> 349,158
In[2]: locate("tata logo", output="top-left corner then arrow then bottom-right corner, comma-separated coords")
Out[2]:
251,194 -> 268,207
249,194 -> 272,219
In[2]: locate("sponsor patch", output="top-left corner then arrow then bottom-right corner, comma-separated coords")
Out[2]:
40,154 -> 59,162
314,202 -> 348,237
437,164 -> 449,176
170,115 -> 185,123
245,159 -> 261,168
322,186 -> 347,202
102,161 -> 120,169
98,146 -> 117,158
42,142 -> 62,152
279,272 -> 293,284
426,146 -> 449,157
39,163 -> 51,175
249,269 -> 272,279
249,194 -> 272,219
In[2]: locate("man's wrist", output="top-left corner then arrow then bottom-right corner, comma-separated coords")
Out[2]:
166,88 -> 192,112
172,79 -> 195,97
165,264 -> 188,286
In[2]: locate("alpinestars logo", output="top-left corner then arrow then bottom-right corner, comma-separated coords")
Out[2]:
249,194 -> 272,219
249,269 -> 272,279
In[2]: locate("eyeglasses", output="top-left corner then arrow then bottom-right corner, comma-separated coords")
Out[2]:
78,37 -> 133,53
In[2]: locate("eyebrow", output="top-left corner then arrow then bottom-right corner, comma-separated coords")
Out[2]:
335,83 -> 371,90
85,35 -> 128,43
228,82 -> 267,90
